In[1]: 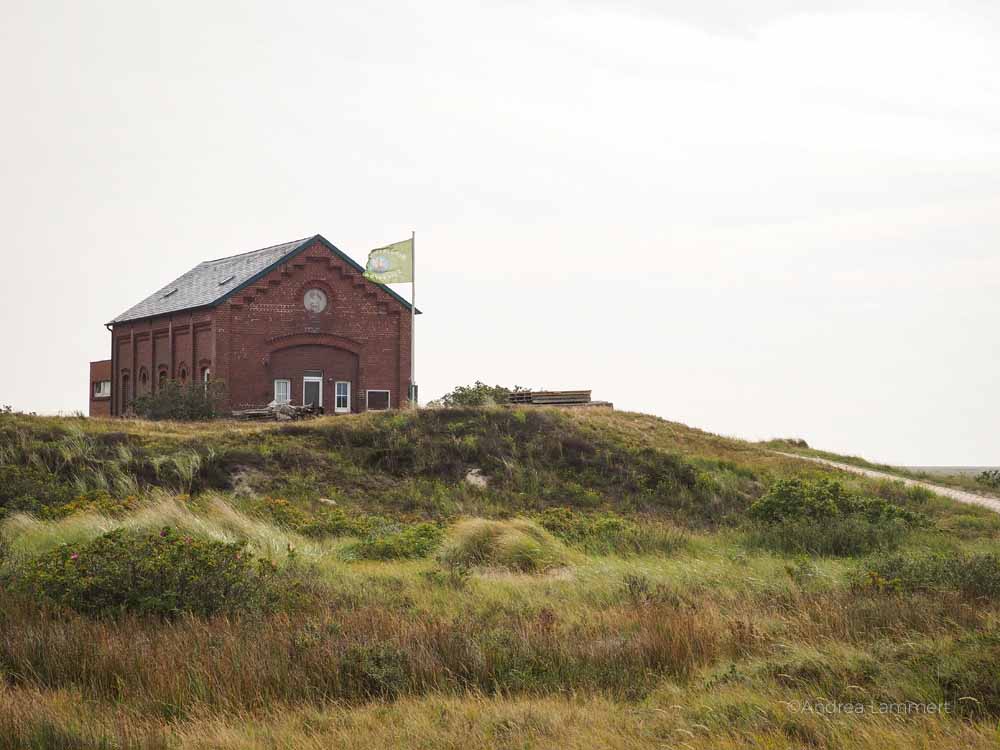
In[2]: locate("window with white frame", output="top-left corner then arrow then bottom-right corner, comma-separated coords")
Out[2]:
93,380 -> 111,398
366,390 -> 390,411
273,379 -> 291,404
335,381 -> 350,412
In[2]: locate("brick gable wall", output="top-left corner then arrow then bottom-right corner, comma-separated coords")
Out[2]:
218,239 -> 411,411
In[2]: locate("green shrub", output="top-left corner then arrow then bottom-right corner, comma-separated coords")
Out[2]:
750,478 -> 918,524
428,381 -> 525,407
438,518 -> 569,572
746,478 -> 924,556
861,551 -> 1000,598
976,469 -> 1000,489
132,380 -> 227,421
346,522 -> 444,560
536,507 -> 687,555
9,527 -> 284,617
249,497 -> 377,538
40,489 -> 142,519
0,464 -> 72,516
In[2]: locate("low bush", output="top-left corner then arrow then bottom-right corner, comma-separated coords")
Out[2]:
438,518 -> 569,572
131,380 -> 227,421
860,551 -> 1000,598
8,526 -> 288,617
42,489 -> 142,519
0,464 -> 72,517
746,478 -> 925,556
535,507 -> 688,555
346,522 -> 444,560
976,469 -> 1000,489
249,497 -> 378,538
428,381 -> 525,407
749,478 -> 923,525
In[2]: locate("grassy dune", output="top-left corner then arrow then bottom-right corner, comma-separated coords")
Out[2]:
2,408 -> 1000,748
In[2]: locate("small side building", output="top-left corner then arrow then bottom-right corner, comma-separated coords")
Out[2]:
89,359 -> 113,417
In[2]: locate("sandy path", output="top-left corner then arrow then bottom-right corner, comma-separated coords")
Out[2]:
774,452 -> 1000,515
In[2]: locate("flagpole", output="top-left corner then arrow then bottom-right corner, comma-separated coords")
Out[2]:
410,230 -> 416,408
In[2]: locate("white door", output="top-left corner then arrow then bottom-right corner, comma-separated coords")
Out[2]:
303,376 -> 323,409
335,381 -> 351,413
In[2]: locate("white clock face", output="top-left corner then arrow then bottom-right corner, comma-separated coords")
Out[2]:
303,288 -> 328,313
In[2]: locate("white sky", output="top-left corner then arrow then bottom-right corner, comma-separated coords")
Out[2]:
1,0 -> 997,465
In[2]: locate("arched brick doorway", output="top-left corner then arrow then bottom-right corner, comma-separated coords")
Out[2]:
267,343 -> 360,413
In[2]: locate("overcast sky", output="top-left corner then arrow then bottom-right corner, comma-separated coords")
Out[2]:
1,0 -> 997,465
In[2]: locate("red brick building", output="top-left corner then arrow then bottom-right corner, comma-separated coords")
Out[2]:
89,234 -> 417,417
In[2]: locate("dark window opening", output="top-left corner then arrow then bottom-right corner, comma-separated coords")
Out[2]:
366,390 -> 390,411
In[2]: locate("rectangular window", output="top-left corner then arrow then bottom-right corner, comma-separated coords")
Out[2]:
366,390 -> 390,411
93,380 -> 111,398
335,381 -> 350,413
273,379 -> 291,404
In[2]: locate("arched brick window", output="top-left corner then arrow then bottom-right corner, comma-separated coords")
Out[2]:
158,369 -> 168,390
121,373 -> 130,408
178,366 -> 188,385
138,368 -> 148,394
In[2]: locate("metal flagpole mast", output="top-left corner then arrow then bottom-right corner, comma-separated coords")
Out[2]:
410,230 -> 416,407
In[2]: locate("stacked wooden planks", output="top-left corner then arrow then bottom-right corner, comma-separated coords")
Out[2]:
508,390 -> 592,405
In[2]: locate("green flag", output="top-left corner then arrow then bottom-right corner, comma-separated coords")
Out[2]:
364,238 -> 413,284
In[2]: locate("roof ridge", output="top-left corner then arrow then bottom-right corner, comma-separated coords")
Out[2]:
200,236 -> 313,266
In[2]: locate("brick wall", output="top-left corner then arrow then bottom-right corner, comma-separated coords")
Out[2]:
88,359 -> 112,417
110,311 -> 217,415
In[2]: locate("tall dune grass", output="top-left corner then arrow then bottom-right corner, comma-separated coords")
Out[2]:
438,518 -> 572,572
2,495 -> 343,564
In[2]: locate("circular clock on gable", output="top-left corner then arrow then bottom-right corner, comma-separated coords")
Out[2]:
303,288 -> 328,313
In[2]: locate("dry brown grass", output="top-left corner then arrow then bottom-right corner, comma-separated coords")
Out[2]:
2,684 -> 998,750
0,593 -> 730,715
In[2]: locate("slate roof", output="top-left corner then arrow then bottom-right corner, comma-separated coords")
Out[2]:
109,234 -> 418,324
